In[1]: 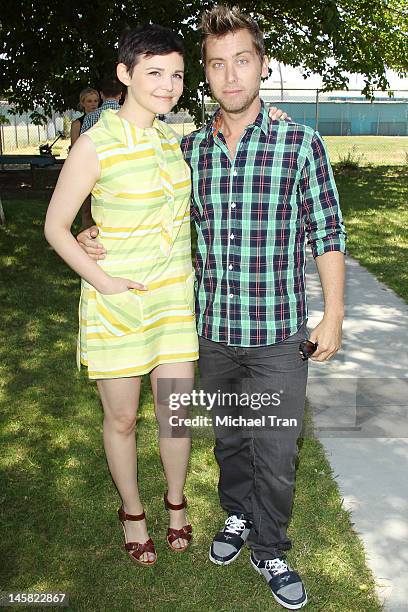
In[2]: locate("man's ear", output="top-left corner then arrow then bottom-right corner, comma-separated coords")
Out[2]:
117,63 -> 131,86
261,56 -> 269,79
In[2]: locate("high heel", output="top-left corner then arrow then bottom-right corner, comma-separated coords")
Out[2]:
163,491 -> 192,552
118,506 -> 157,566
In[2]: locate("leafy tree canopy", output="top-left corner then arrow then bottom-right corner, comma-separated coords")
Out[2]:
1,0 -> 407,122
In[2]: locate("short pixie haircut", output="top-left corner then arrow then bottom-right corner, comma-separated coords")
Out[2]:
201,5 -> 265,64
118,24 -> 185,76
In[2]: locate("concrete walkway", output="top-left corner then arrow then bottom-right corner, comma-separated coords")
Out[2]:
306,252 -> 408,612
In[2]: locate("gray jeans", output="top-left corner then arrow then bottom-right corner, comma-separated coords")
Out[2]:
198,322 -> 309,560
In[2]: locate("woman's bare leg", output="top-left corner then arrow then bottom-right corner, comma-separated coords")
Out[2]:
97,376 -> 155,562
150,362 -> 195,549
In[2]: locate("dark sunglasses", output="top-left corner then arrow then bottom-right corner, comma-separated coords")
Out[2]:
299,340 -> 318,361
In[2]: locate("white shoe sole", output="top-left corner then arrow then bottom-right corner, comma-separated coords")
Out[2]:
250,555 -> 308,610
208,544 -> 243,566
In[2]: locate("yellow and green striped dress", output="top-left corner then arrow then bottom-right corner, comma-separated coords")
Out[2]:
77,109 -> 199,379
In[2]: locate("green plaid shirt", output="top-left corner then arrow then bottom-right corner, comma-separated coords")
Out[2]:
182,101 -> 347,346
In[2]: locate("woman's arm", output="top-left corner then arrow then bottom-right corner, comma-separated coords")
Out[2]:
44,135 -> 146,294
70,119 -> 81,147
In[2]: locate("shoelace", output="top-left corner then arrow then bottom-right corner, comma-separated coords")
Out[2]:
224,515 -> 246,535
264,558 -> 290,575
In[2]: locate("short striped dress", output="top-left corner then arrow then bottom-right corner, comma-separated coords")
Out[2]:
77,109 -> 199,379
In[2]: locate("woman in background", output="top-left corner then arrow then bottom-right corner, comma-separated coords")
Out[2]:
70,87 -> 99,146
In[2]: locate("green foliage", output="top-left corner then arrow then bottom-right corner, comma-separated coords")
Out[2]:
0,1 -> 407,122
0,112 -> 10,126
28,110 -> 48,126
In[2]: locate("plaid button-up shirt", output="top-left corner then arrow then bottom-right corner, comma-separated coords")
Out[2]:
181,101 -> 347,346
80,99 -> 121,134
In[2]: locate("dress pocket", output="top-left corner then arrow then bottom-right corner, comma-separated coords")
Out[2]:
95,290 -> 143,336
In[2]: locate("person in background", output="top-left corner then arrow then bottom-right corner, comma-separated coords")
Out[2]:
77,79 -> 123,227
80,78 -> 122,134
70,87 -> 99,146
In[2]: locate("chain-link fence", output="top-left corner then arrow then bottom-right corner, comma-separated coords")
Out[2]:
0,103 -> 197,157
0,104 -> 79,157
204,88 -> 408,166
1,89 -> 407,166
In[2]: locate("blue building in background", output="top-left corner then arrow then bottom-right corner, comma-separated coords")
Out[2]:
262,97 -> 408,136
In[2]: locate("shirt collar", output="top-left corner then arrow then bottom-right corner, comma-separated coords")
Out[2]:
209,98 -> 270,139
152,117 -> 168,138
100,99 -> 121,109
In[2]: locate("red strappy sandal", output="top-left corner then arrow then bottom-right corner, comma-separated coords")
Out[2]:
118,506 -> 157,566
163,491 -> 193,552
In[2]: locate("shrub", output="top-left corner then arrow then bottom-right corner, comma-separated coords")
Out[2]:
335,146 -> 367,172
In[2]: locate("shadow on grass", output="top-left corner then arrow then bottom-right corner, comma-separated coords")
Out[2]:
0,198 -> 382,611
334,165 -> 407,212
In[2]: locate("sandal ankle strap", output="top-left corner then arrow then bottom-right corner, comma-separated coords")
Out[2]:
118,506 -> 146,522
164,491 -> 187,511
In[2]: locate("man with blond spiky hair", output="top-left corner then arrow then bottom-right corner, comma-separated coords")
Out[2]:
181,5 -> 346,609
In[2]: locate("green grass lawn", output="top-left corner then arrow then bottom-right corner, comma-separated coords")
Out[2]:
335,165 -> 408,302
325,136 -> 408,166
0,196 -> 384,611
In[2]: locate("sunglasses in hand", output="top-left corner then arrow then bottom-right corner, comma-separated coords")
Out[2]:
299,340 -> 318,361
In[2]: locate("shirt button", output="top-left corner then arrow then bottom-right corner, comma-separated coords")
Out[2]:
230,202 -> 236,209
230,233 -> 234,240
229,264 -> 233,270
233,170 -> 237,176
229,293 -> 234,299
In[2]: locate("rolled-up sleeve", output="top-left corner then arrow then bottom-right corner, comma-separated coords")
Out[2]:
300,131 -> 347,258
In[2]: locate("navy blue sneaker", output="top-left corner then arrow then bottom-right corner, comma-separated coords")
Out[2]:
250,552 -> 307,609
209,513 -> 252,565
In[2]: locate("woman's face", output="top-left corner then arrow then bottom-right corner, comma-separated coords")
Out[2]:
82,94 -> 99,113
117,52 -> 184,119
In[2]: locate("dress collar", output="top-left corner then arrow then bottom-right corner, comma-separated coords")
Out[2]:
98,109 -> 168,147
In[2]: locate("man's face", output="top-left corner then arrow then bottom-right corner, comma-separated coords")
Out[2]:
204,29 -> 268,114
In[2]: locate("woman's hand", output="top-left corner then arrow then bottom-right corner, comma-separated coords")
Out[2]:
100,276 -> 148,295
268,106 -> 292,121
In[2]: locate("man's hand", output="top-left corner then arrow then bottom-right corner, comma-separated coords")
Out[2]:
309,314 -> 343,362
268,106 -> 292,122
77,225 -> 106,260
